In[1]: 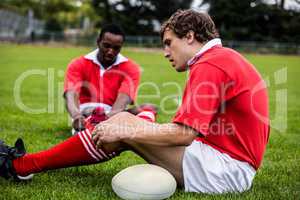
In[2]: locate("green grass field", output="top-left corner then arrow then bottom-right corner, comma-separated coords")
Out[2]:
0,43 -> 299,199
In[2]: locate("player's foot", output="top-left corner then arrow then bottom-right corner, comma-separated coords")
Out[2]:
0,138 -> 33,181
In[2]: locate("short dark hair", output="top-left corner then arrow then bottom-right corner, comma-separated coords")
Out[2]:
160,9 -> 219,43
97,24 -> 125,42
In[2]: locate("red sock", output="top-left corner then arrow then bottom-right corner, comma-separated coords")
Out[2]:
13,110 -> 156,176
13,129 -> 110,176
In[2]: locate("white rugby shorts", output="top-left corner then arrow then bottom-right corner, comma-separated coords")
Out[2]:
182,140 -> 256,194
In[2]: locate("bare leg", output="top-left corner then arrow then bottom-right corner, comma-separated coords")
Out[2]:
123,141 -> 186,187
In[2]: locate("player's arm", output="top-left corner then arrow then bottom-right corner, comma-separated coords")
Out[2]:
111,62 -> 141,118
64,90 -> 81,119
106,93 -> 132,118
126,122 -> 199,146
92,112 -> 199,147
64,90 -> 86,131
64,58 -> 86,131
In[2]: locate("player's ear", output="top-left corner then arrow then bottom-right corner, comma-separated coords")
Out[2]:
96,37 -> 101,47
185,31 -> 195,44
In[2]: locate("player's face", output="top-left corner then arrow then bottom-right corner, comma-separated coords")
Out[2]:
98,32 -> 124,66
162,29 -> 190,72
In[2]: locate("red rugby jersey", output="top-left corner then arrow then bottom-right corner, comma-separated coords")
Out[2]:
64,50 -> 141,106
173,45 -> 270,170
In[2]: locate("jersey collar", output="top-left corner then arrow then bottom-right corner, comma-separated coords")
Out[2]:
187,38 -> 222,66
84,49 -> 128,69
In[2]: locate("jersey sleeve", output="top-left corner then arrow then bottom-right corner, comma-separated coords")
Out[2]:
118,62 -> 141,102
64,57 -> 84,94
172,63 -> 230,136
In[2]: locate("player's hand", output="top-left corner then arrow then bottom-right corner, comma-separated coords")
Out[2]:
92,122 -> 122,149
72,115 -> 86,131
92,112 -> 135,149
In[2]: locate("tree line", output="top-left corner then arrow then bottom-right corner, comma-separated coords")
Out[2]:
0,0 -> 299,42
202,0 -> 300,42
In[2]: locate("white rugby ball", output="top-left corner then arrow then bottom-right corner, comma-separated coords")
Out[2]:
112,164 -> 177,200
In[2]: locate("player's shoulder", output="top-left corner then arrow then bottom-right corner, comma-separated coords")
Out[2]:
68,55 -> 93,69
119,57 -> 141,73
189,51 -> 231,82
198,46 -> 238,61
194,46 -> 246,73
190,61 -> 228,82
